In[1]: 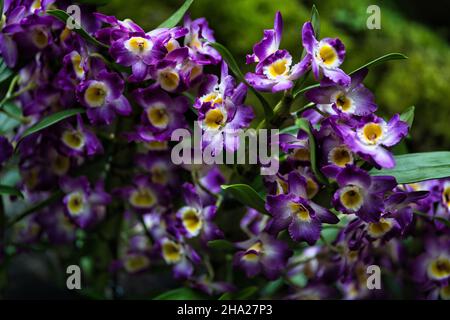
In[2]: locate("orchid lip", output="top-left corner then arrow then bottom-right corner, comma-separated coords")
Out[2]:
180,206 -> 203,237
358,122 -> 386,146
147,104 -> 170,129
62,130 -> 86,150
367,218 -> 394,238
263,57 -> 291,80
162,240 -> 183,264
125,36 -> 152,55
339,185 -> 364,211
315,42 -> 339,68
66,191 -> 86,216
328,145 -> 353,167
84,81 -> 109,108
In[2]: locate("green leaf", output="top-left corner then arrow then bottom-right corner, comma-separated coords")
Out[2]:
370,151 -> 450,184
153,287 -> 204,300
46,10 -> 109,48
293,83 -> 320,99
6,191 -> 63,228
0,58 -> 13,84
0,102 -> 22,134
349,53 -> 407,75
207,239 -> 234,251
221,184 -> 269,215
400,105 -> 415,129
0,185 -> 23,198
311,5 -> 320,39
19,108 -> 85,141
158,0 -> 194,28
218,292 -> 233,300
208,42 -> 273,119
297,118 -> 328,184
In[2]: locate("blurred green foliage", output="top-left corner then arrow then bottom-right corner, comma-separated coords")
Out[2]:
102,0 -> 450,151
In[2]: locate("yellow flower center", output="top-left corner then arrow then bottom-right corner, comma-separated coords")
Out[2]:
147,105 -> 169,129
125,36 -> 151,54
158,69 -> 180,92
329,146 -> 353,167
318,44 -> 338,66
150,165 -> 168,185
335,93 -> 352,111
181,207 -> 203,236
32,28 -> 48,49
266,58 -> 289,79
204,108 -> 226,130
443,186 -> 450,208
201,92 -> 223,106
62,130 -> 85,150
129,187 -> 156,209
306,178 -> 319,199
189,64 -> 203,81
292,148 -> 310,161
162,241 -> 182,264
31,0 -> 41,11
340,186 -> 364,211
440,285 -> 450,300
361,122 -> 383,145
243,241 -> 263,262
124,254 -> 150,273
85,82 -> 108,107
367,218 -> 393,238
145,140 -> 168,151
427,256 -> 450,281
289,202 -> 311,222
67,192 -> 85,216
51,154 -> 70,176
71,53 -> 84,78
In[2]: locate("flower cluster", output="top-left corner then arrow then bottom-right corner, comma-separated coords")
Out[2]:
0,2 -> 448,300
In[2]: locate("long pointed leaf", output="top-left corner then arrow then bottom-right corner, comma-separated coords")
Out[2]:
158,0 -> 194,28
349,53 -> 407,75
400,105 -> 415,129
47,10 -> 109,48
221,184 -> 269,214
0,185 -> 23,198
370,151 -> 450,184
19,108 -> 85,141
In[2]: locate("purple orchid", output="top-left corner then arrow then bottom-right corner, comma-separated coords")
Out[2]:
159,236 -> 201,280
300,21 -> 350,85
59,115 -> 103,157
305,69 -> 377,116
118,175 -> 166,212
332,114 -> 409,168
233,232 -> 292,279
198,79 -> 254,154
60,176 -> 111,228
176,183 -> 223,241
245,12 -> 308,92
77,69 -> 132,124
183,15 -> 221,65
332,165 -> 397,222
414,237 -> 450,285
266,172 -> 339,244
133,86 -> 188,141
